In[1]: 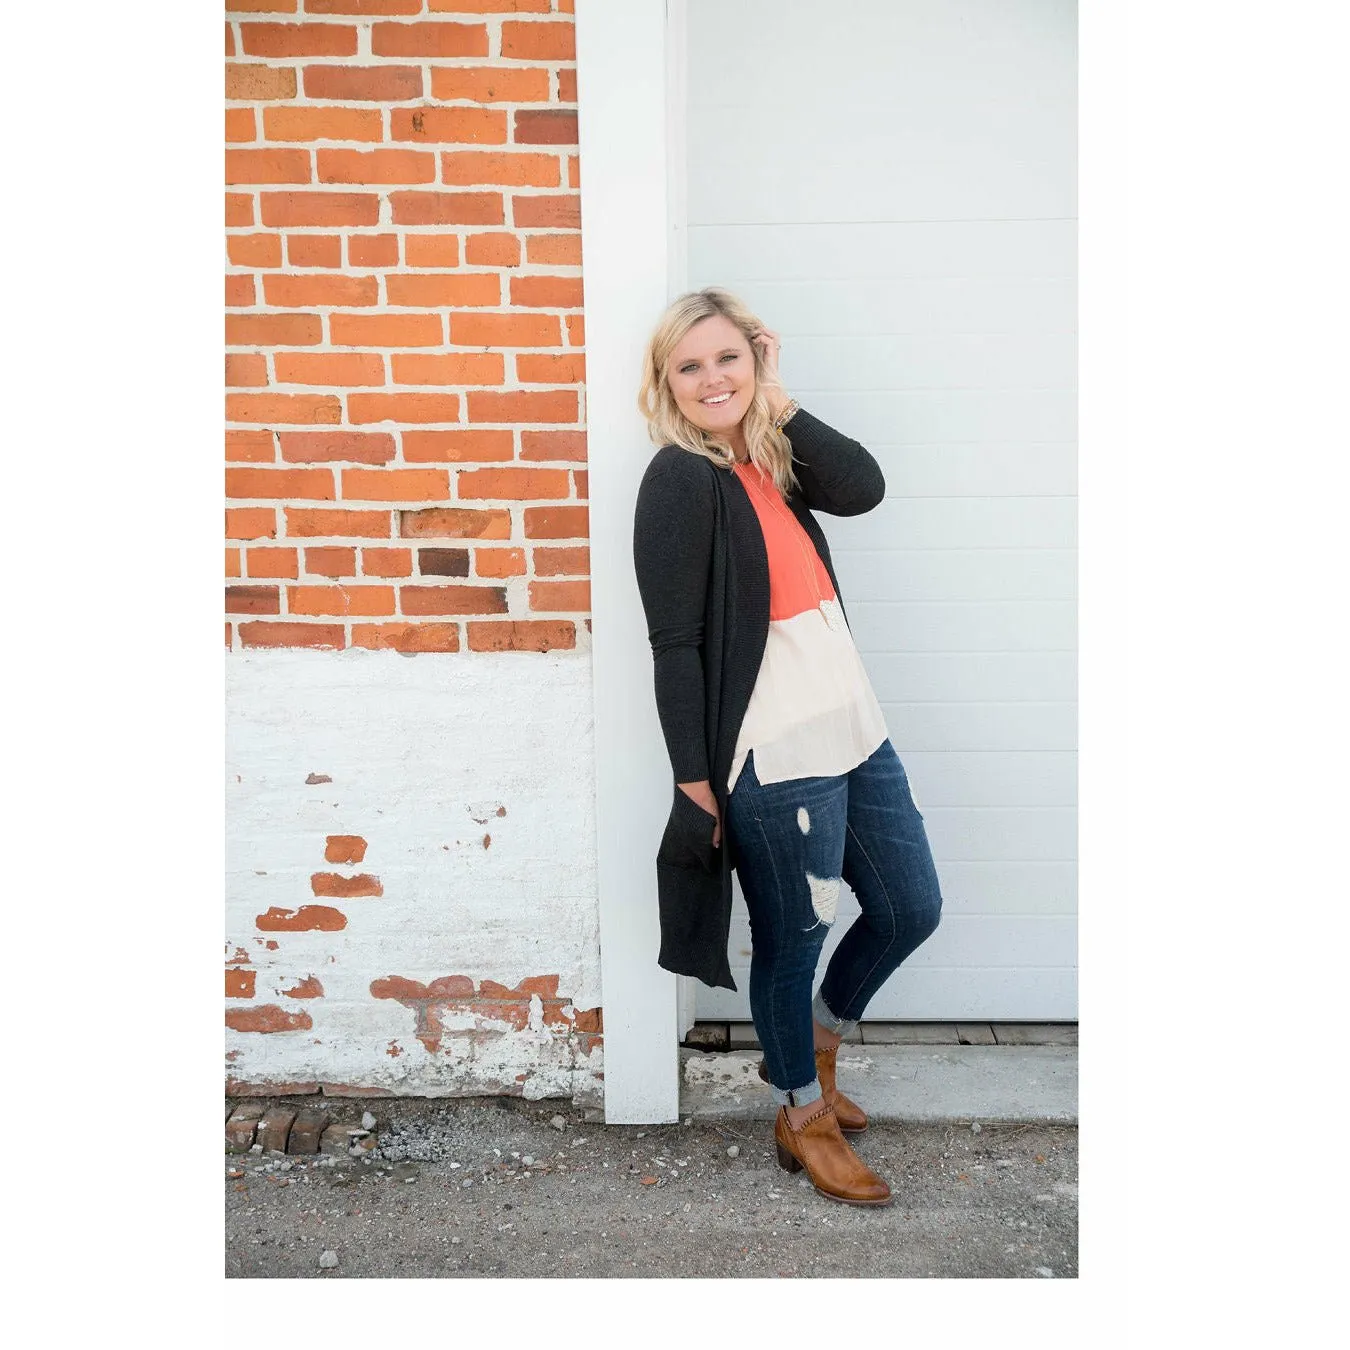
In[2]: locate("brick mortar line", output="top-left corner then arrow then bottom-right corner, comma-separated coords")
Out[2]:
226,261 -> 583,269
234,581 -> 592,596
228,331 -> 583,345
225,413 -> 589,423
227,311 -> 585,319
224,57 -> 579,72
228,375 -> 585,385
253,533 -> 592,544
241,372 -> 588,392
226,471 -> 586,485
226,613 -> 592,632
226,619 -> 593,652
227,406 -> 584,416
237,573 -> 591,584
226,268 -> 585,280
228,265 -> 585,276
223,188 -> 580,193
224,292 -> 583,301
228,351 -> 585,361
227,464 -> 587,477
225,17 -> 576,31
224,430 -> 586,439
233,516 -> 585,533
229,460 -> 587,467
227,195 -> 576,203
224,97 -> 578,108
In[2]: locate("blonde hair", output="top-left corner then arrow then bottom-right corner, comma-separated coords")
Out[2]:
637,287 -> 799,496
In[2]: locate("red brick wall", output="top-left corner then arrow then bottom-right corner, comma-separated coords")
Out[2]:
225,0 -> 589,656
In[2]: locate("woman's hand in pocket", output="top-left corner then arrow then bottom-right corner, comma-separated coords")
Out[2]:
677,779 -> 722,849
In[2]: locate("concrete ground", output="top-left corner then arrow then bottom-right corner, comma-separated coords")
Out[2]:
225,1044 -> 1077,1279
682,1044 -> 1078,1124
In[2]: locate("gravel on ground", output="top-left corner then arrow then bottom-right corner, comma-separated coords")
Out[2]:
225,1095 -> 1078,1279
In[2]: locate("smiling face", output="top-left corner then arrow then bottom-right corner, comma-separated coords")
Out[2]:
665,314 -> 756,453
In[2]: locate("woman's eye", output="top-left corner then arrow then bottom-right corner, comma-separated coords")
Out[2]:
720,353 -> 738,362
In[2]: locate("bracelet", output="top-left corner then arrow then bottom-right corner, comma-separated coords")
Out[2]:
772,398 -> 800,431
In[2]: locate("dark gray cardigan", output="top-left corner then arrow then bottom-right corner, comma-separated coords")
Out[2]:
631,408 -> 886,990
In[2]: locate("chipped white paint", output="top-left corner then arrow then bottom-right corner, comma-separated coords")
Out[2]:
682,1054 -> 765,1090
805,873 -> 841,925
225,649 -> 603,1105
797,806 -> 811,835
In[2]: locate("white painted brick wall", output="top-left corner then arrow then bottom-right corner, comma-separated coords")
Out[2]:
225,648 -> 602,1104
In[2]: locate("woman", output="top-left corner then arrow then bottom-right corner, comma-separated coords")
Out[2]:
632,287 -> 944,1207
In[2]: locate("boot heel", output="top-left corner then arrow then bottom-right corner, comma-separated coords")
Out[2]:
776,1141 -> 802,1173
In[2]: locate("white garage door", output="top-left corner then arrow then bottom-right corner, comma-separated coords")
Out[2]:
683,0 -> 1077,1020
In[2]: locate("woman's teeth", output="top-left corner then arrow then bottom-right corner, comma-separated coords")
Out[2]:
702,392 -> 732,406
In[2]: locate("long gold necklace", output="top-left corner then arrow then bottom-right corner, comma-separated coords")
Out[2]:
739,461 -> 845,633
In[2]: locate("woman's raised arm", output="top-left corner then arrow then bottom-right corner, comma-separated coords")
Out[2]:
783,406 -> 886,517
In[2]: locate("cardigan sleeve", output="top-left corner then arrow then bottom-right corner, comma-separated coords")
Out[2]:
632,449 -> 715,783
783,406 -> 886,516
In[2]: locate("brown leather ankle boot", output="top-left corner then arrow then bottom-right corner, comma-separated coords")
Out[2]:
757,1045 -> 869,1133
774,1101 -> 891,1206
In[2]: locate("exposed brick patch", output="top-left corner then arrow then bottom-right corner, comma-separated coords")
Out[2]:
310,872 -> 383,898
226,968 -> 257,999
458,1000 -> 530,1031
514,974 -> 560,999
282,975 -> 324,999
324,834 -> 368,864
226,1004 -> 314,1034
368,972 -> 579,1053
255,904 -> 347,932
226,1079 -> 323,1098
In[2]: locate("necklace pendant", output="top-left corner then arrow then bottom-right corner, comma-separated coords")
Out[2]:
820,598 -> 844,632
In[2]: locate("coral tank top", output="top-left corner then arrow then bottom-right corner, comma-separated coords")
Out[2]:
726,460 -> 888,794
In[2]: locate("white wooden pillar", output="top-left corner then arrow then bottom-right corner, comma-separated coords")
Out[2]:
575,0 -> 688,1122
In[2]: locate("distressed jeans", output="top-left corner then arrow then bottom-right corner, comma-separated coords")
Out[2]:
725,738 -> 943,1108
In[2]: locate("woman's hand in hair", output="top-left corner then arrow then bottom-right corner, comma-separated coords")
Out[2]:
751,327 -> 790,421
677,779 -> 722,849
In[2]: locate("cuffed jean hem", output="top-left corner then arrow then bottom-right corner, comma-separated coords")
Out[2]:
769,1077 -> 823,1109
812,989 -> 860,1039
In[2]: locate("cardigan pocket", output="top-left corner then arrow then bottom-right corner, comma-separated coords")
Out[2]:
658,784 -> 719,873
656,858 -> 723,963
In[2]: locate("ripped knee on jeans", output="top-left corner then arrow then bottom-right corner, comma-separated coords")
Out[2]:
803,872 -> 840,930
